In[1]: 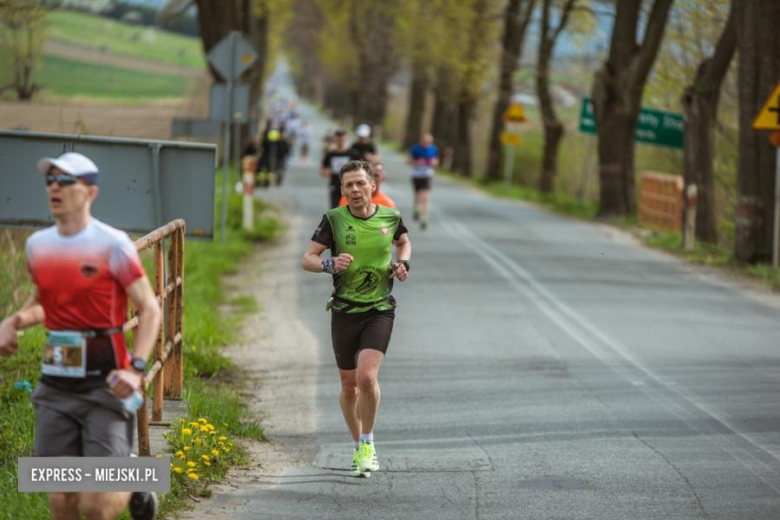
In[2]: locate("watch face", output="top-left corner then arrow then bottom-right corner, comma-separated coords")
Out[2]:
132,359 -> 146,371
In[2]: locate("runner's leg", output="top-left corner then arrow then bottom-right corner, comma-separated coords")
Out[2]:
338,368 -> 361,443
79,492 -> 131,520
50,493 -> 80,520
356,349 -> 384,434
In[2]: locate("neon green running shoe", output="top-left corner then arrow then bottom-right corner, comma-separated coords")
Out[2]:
350,450 -> 370,478
358,442 -> 380,473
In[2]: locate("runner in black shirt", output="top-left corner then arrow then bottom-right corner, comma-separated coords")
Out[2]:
321,129 -> 361,208
350,124 -> 378,163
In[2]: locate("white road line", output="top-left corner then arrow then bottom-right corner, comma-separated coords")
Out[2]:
439,216 -> 780,494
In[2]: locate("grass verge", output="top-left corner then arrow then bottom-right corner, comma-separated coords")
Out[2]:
0,167 -> 282,519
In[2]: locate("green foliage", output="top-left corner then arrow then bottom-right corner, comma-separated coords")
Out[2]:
0,54 -> 190,101
46,10 -> 204,69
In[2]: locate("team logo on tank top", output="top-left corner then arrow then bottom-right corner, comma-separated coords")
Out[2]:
381,227 -> 389,235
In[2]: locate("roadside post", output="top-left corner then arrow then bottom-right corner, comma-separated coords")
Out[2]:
207,31 -> 258,242
752,80 -> 780,269
684,184 -> 697,252
501,101 -> 527,190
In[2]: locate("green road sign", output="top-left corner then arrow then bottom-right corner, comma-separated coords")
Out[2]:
579,97 -> 684,149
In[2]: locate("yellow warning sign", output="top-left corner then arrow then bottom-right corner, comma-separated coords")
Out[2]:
503,102 -> 527,123
753,80 -> 780,130
501,132 -> 522,146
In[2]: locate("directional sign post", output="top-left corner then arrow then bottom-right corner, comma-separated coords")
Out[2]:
752,80 -> 780,269
502,102 -> 527,190
207,31 -> 258,242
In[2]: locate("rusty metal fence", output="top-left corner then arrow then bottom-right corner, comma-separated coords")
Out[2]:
126,219 -> 186,456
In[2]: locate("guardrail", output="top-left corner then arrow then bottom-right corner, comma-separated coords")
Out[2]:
126,219 -> 186,456
638,172 -> 684,232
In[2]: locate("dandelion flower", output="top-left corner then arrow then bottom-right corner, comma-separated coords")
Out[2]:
183,446 -> 191,451
199,418 -> 207,424
173,467 -> 183,474
188,473 -> 199,480
175,450 -> 184,457
219,436 -> 227,441
182,428 -> 192,435
187,461 -> 196,467
211,449 -> 220,457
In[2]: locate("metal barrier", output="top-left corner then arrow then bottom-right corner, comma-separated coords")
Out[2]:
638,172 -> 684,232
126,219 -> 186,456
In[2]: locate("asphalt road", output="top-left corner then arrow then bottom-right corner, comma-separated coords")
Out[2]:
219,81 -> 780,519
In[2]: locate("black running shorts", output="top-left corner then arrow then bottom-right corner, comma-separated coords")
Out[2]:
412,177 -> 432,192
331,309 -> 395,370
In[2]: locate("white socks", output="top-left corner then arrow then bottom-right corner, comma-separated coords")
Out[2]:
360,432 -> 374,444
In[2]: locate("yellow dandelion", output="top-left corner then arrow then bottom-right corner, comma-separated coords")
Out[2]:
183,446 -> 191,451
219,436 -> 227,441
201,455 -> 209,461
211,449 -> 220,457
190,345 -> 196,352
199,418 -> 207,424
209,431 -> 216,436
193,438 -> 202,445
188,473 -> 199,480
187,461 -> 196,467
169,463 -> 174,469
175,450 -> 184,457
204,461 -> 211,467
179,418 -> 185,423
206,424 -> 215,431
173,467 -> 183,474
182,428 -> 192,435
189,422 -> 200,427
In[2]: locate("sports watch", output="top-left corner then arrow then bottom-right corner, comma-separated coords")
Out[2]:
130,357 -> 147,373
398,260 -> 410,272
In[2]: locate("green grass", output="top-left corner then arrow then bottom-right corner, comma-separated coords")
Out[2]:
46,10 -> 205,69
32,54 -> 189,101
0,168 -> 281,518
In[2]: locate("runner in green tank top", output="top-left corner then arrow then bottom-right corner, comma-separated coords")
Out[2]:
303,160 -> 411,477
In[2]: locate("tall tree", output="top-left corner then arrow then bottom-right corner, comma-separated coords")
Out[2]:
734,0 -> 780,262
0,0 -> 50,101
485,0 -> 535,182
536,0 -> 577,193
680,0 -> 736,244
591,0 -> 674,217
451,0 -> 499,177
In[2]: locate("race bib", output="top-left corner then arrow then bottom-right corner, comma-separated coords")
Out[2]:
42,331 -> 87,378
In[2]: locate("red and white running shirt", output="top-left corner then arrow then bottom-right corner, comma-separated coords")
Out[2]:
26,219 -> 146,369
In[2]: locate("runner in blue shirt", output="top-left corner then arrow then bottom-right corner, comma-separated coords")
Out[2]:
408,134 -> 439,230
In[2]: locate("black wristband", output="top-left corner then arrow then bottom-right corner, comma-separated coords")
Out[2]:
321,258 -> 337,274
398,260 -> 410,272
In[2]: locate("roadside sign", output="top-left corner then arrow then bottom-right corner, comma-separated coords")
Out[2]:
500,132 -> 522,146
207,32 -> 258,81
209,83 -> 249,123
579,97 -> 684,149
503,102 -> 527,122
752,80 -> 780,130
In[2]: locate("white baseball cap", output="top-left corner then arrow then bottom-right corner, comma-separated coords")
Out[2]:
356,124 -> 371,138
37,152 -> 99,185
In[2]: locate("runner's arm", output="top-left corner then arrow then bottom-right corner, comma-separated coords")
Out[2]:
124,276 -> 161,364
391,233 -> 411,281
302,241 -> 352,273
0,289 -> 44,357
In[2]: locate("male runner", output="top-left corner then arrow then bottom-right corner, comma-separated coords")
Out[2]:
408,133 -> 439,230
321,129 -> 361,208
302,160 -> 411,477
0,152 -> 161,520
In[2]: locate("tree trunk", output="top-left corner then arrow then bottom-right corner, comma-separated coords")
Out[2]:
403,62 -> 429,150
735,0 -> 780,262
453,100 -> 474,177
431,66 -> 458,155
486,0 -> 535,182
591,0 -> 674,217
680,1 -> 736,244
537,0 -> 575,194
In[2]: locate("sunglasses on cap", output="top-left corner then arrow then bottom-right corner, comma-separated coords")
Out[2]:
45,173 -> 80,187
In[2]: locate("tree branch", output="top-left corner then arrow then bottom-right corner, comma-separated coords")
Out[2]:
705,0 -> 736,88
634,0 -> 674,82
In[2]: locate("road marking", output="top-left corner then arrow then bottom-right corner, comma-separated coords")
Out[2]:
439,216 -> 780,494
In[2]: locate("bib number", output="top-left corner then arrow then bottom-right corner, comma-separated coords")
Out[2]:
42,331 -> 86,378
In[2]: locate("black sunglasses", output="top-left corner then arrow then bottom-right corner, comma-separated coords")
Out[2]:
45,173 -> 79,187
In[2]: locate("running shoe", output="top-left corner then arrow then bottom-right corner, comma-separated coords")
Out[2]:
129,491 -> 158,520
413,207 -> 420,221
358,442 -> 380,473
420,219 -> 428,231
350,450 -> 370,478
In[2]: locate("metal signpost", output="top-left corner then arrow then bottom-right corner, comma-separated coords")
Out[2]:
752,80 -> 780,269
501,102 -> 527,190
207,31 -> 258,242
579,97 -> 684,149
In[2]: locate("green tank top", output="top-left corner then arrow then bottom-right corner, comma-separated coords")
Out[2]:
325,205 -> 403,313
